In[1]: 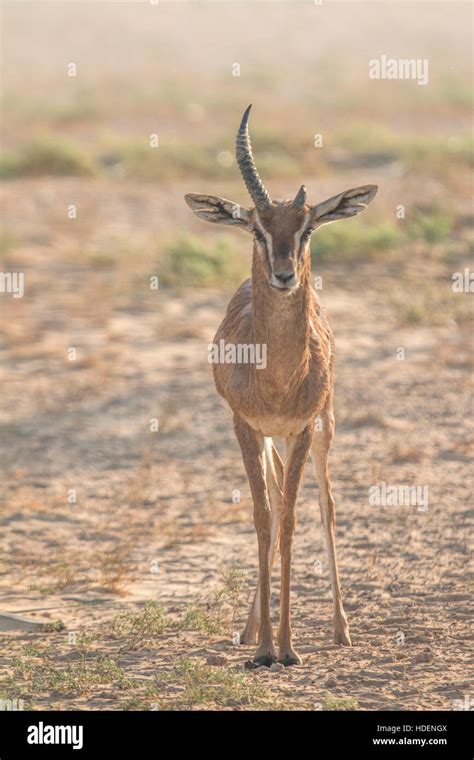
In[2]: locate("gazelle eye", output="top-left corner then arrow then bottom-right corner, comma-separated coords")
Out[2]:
302,227 -> 314,240
254,229 -> 264,242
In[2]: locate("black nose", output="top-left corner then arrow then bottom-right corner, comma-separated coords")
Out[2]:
276,272 -> 294,285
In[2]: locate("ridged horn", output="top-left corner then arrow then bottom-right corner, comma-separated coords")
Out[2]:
293,184 -> 307,208
235,105 -> 271,210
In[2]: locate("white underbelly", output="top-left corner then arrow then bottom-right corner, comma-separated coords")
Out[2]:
240,412 -> 309,438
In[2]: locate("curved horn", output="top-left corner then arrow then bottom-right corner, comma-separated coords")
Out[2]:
235,104 -> 271,210
293,184 -> 307,209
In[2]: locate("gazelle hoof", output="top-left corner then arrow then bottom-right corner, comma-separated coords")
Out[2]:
245,653 -> 277,669
278,650 -> 302,666
334,629 -> 352,646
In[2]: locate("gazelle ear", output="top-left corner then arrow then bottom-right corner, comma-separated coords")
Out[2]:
185,194 -> 251,229
310,185 -> 378,228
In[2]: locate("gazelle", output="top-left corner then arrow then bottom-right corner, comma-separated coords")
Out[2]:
185,106 -> 377,667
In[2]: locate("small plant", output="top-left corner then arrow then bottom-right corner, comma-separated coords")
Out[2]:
181,563 -> 246,636
407,206 -> 454,244
0,138 -> 96,178
312,219 -> 402,263
159,234 -> 247,288
8,653 -> 134,697
219,564 -> 247,634
43,620 -> 65,633
323,694 -> 359,710
27,550 -> 79,594
181,597 -> 226,636
72,631 -> 101,650
167,659 -> 283,709
112,602 -> 172,649
97,539 -> 137,592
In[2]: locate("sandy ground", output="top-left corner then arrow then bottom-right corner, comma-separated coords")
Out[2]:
0,180 -> 472,709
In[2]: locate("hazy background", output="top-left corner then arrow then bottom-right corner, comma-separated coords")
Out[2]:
0,1 -> 472,711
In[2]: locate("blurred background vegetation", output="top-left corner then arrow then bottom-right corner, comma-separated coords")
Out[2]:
1,1 -> 472,323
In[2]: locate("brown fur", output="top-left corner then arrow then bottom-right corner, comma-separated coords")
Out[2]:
212,207 -> 345,665
186,173 -> 377,665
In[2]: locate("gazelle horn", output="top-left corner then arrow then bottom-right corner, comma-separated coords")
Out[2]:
235,105 -> 271,210
293,184 -> 307,208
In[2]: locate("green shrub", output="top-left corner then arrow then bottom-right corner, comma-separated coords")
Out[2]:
407,207 -> 454,243
312,219 -> 403,263
0,138 -> 95,178
159,234 -> 247,288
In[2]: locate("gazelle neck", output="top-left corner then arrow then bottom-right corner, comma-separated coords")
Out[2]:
251,251 -> 313,389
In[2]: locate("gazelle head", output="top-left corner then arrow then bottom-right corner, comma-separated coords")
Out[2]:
185,105 -> 378,293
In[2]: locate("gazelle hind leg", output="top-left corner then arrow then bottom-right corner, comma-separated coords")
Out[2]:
241,438 -> 283,645
312,409 -> 351,646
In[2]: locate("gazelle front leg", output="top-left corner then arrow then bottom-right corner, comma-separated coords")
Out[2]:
241,439 -> 284,645
233,414 -> 276,666
312,407 -> 351,645
278,424 -> 313,665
